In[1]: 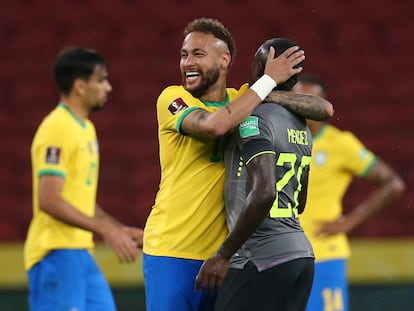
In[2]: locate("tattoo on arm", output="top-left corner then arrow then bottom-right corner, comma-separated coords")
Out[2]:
225,105 -> 232,115
267,91 -> 331,121
192,110 -> 208,130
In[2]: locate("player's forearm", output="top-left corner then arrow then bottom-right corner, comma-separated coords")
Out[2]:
267,91 -> 334,121
218,194 -> 274,260
40,196 -> 103,234
183,90 -> 264,138
218,156 -> 276,259
183,76 -> 277,137
209,89 -> 263,136
95,205 -> 123,227
346,176 -> 406,231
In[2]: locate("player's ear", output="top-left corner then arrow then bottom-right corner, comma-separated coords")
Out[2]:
222,51 -> 231,68
73,78 -> 86,96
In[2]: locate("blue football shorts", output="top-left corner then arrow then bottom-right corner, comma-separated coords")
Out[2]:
306,258 -> 348,311
143,253 -> 216,311
27,249 -> 116,311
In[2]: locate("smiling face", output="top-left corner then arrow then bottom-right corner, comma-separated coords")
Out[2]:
180,31 -> 231,98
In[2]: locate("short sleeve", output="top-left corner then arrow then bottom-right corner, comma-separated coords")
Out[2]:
340,131 -> 377,177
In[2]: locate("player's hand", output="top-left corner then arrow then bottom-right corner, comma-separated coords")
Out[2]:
123,226 -> 144,249
101,222 -> 141,264
195,254 -> 229,293
264,46 -> 305,85
315,217 -> 354,237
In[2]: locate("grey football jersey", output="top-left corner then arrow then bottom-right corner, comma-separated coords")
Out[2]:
224,102 -> 314,272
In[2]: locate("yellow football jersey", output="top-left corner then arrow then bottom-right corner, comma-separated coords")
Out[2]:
144,84 -> 248,260
300,124 -> 376,261
24,104 -> 99,270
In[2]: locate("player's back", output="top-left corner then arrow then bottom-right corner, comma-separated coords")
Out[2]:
225,102 -> 314,271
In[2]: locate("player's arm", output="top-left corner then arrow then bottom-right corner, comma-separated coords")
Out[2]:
341,158 -> 405,232
95,206 -> 144,249
182,46 -> 305,138
38,175 -> 141,262
266,90 -> 334,121
219,153 -> 277,258
297,172 -> 309,215
195,153 -> 276,291
318,159 -> 406,236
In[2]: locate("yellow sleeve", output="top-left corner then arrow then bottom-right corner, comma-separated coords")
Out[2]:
340,131 -> 376,177
156,86 -> 204,133
33,118 -> 77,178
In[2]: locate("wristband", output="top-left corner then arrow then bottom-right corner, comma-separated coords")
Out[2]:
249,74 -> 277,101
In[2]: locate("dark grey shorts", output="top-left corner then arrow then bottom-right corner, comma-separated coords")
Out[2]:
215,257 -> 314,311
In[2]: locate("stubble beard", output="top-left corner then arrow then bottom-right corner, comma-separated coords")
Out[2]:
184,66 -> 220,99
90,101 -> 105,113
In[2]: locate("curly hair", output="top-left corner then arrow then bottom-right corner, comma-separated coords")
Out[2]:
184,17 -> 237,65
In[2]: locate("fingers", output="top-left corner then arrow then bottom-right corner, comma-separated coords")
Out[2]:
195,268 -> 221,292
282,46 -> 302,59
110,230 -> 142,264
116,240 -> 140,264
194,268 -> 204,291
264,46 -> 305,84
123,226 -> 144,248
281,47 -> 305,70
266,46 -> 275,62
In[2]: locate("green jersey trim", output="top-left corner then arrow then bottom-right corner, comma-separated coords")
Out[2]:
38,169 -> 66,178
176,107 -> 201,133
313,123 -> 328,141
58,103 -> 86,128
200,92 -> 229,107
361,156 -> 377,177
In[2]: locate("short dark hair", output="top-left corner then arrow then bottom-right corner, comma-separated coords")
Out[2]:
251,38 -> 304,91
54,47 -> 107,95
184,17 -> 236,65
297,73 -> 328,98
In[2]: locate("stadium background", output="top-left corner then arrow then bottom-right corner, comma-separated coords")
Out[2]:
0,0 -> 413,310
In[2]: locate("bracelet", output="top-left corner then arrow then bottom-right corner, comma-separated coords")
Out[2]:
250,74 -> 277,101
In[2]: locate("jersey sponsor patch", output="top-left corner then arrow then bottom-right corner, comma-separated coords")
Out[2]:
359,148 -> 369,159
314,151 -> 327,165
45,147 -> 61,164
239,116 -> 259,138
168,97 -> 188,115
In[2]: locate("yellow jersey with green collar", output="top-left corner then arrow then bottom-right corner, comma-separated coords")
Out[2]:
300,124 -> 376,261
24,103 -> 99,270
144,84 -> 248,260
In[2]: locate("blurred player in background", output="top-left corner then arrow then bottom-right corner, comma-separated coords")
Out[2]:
195,38 -> 315,311
142,18 -> 333,311
24,47 -> 143,311
293,74 -> 406,311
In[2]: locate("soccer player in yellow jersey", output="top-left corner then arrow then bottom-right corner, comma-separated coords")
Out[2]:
293,74 -> 406,311
143,18 -> 333,311
24,47 -> 143,311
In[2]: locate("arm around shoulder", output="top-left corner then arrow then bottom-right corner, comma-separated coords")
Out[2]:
267,90 -> 334,121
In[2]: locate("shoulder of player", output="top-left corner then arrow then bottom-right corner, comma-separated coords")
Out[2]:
41,106 -> 91,134
157,85 -> 204,114
158,85 -> 188,98
252,101 -> 291,118
318,125 -> 365,150
158,85 -> 192,103
226,83 -> 249,98
325,125 -> 358,140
